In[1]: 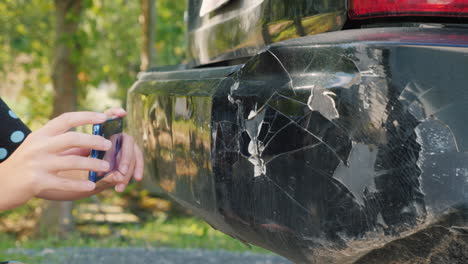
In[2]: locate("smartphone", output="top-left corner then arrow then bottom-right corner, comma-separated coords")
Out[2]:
88,117 -> 124,182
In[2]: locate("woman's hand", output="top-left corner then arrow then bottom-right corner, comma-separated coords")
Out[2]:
94,107 -> 144,193
0,108 -> 145,211
34,107 -> 144,202
0,112 -> 110,210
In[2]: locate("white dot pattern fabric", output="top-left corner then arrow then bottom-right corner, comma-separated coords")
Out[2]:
0,148 -> 7,160
0,99 -> 31,161
10,131 -> 25,143
8,110 -> 18,119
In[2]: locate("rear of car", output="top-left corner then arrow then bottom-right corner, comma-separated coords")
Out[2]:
128,1 -> 468,263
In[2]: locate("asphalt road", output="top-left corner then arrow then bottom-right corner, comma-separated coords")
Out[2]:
8,247 -> 291,264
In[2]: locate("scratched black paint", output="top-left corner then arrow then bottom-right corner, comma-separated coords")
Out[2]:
128,28 -> 468,263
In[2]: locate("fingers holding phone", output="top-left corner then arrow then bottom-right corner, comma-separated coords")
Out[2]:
88,110 -> 144,192
93,133 -> 143,193
88,118 -> 123,182
0,112 -> 111,209
116,134 -> 145,189
105,107 -> 127,119
0,109 -> 144,209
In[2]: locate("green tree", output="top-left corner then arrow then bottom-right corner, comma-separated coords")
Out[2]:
141,0 -> 156,71
0,0 -> 54,130
38,0 -> 85,238
154,0 -> 186,66
0,0 -> 187,239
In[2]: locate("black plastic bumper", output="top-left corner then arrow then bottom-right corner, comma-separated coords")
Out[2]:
128,28 -> 468,263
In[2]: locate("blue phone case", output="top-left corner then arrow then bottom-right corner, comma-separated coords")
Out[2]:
88,124 -> 102,182
88,118 -> 123,182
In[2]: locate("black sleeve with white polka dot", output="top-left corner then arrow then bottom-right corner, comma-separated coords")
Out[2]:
0,98 -> 31,163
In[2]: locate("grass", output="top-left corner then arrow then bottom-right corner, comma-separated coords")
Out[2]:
0,216 -> 270,262
0,187 -> 272,262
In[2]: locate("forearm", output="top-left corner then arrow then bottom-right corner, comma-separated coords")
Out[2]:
0,99 -> 34,211
0,108 -> 141,208
0,164 -> 36,211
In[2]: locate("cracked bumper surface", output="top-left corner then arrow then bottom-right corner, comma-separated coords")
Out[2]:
128,28 -> 468,263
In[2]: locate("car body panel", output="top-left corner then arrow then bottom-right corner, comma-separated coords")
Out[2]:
187,0 -> 346,66
128,28 -> 468,263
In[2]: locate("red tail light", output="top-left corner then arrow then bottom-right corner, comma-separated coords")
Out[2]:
349,0 -> 468,20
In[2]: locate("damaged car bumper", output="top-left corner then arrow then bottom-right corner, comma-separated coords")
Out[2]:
127,27 -> 468,263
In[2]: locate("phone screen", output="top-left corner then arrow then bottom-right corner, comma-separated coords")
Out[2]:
89,118 -> 123,182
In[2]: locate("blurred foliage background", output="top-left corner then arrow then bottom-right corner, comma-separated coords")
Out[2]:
0,0 -> 264,261
0,0 -> 185,129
